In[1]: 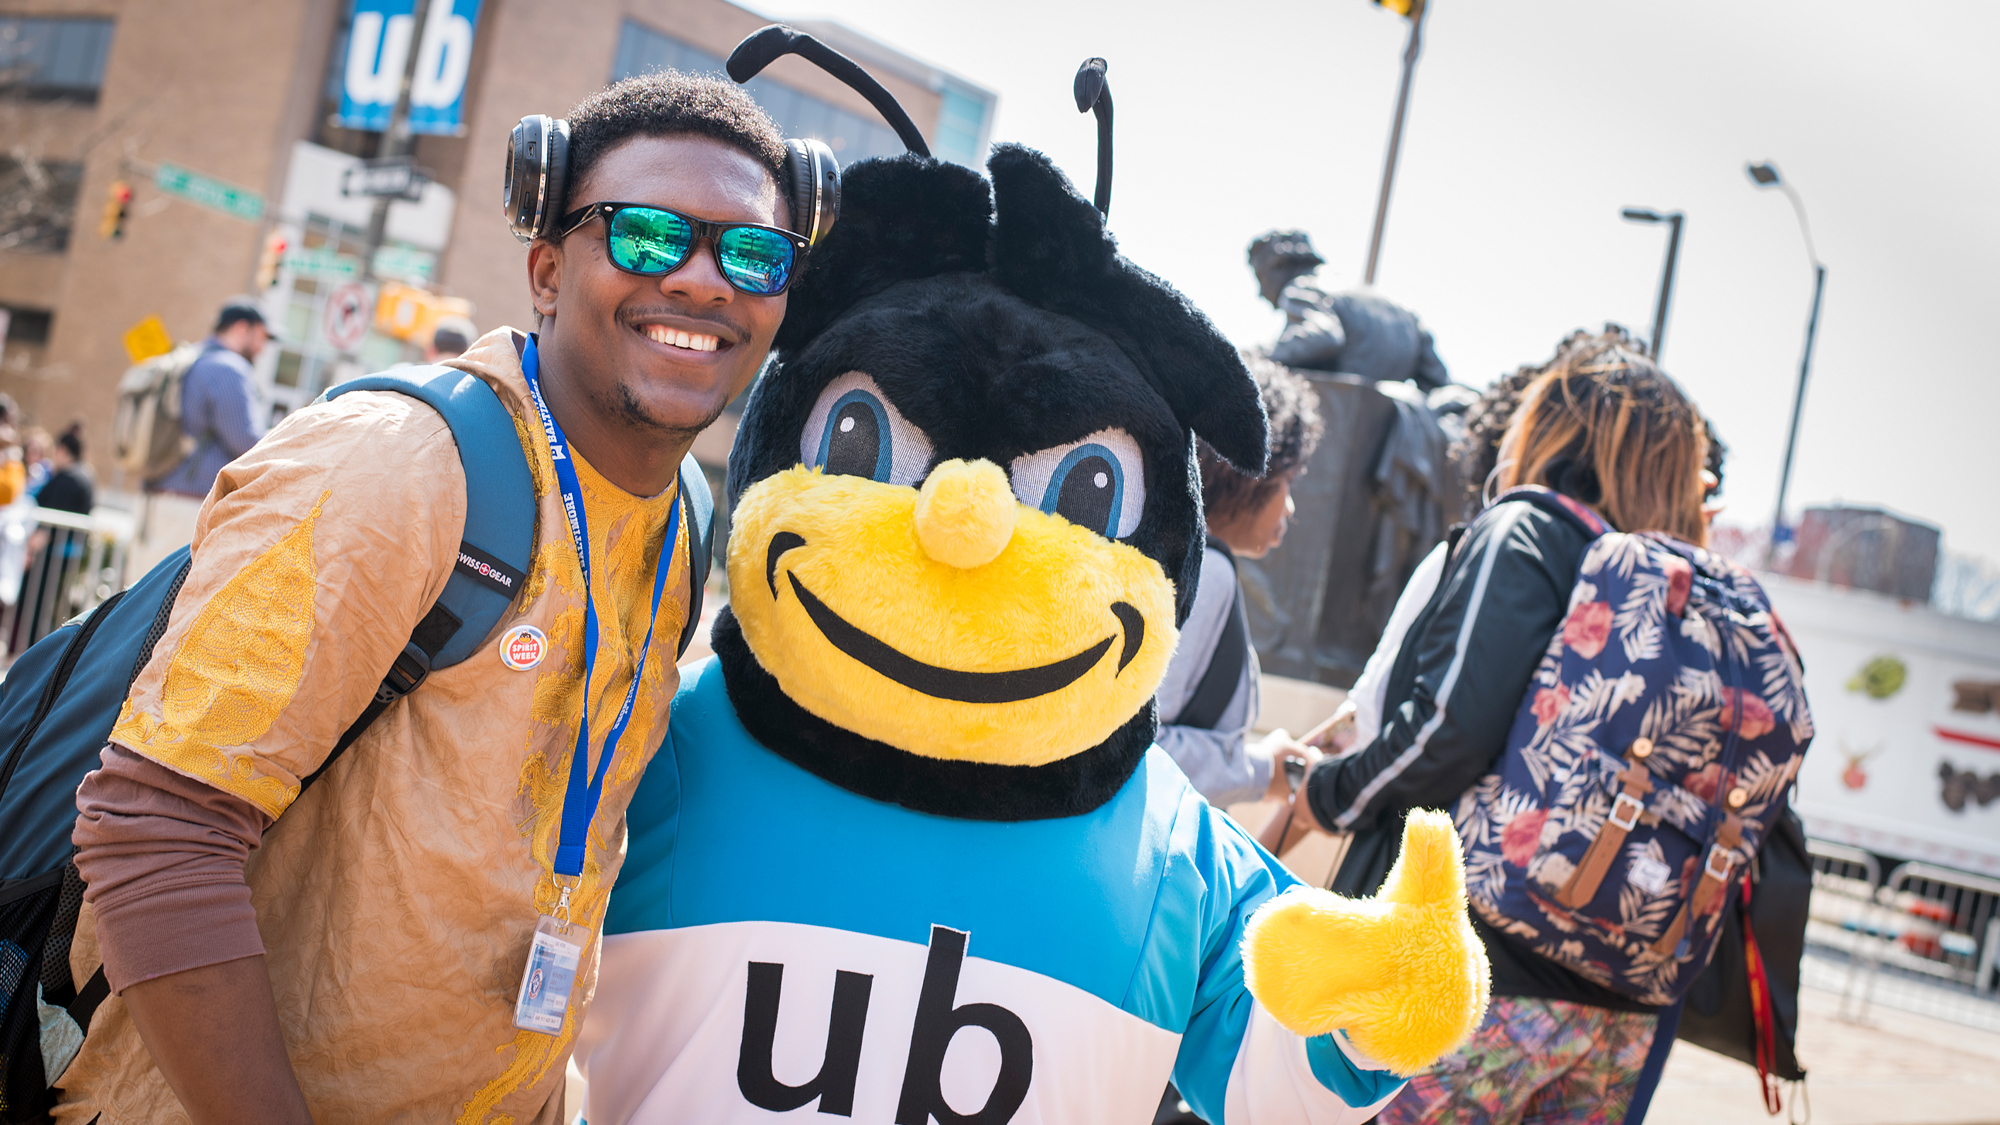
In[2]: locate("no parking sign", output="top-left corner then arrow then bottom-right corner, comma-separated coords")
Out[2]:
324,282 -> 374,353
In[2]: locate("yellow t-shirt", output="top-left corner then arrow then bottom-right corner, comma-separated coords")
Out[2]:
565,446 -> 685,761
62,331 -> 689,1125
0,457 -> 24,506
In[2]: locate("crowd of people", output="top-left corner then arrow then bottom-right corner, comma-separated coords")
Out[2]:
0,393 -> 97,652
0,402 -> 95,519
10,58 -> 1806,1125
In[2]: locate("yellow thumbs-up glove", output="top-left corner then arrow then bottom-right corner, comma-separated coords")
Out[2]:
1241,808 -> 1491,1076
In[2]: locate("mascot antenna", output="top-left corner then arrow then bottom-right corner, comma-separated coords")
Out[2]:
1073,57 -> 1113,216
727,25 -> 932,158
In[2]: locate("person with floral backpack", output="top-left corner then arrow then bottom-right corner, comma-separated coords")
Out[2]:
1296,330 -> 1812,1125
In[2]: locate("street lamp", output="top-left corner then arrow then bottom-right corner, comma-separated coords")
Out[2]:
1748,160 -> 1828,568
1621,207 -> 1685,363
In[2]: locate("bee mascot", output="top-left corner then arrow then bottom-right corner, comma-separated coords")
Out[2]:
577,28 -> 1489,1124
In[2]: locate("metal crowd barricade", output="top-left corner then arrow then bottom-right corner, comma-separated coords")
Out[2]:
1871,863 -> 2000,1002
0,505 -> 132,662
1806,836 -> 2000,1030
1803,839 -> 1888,1019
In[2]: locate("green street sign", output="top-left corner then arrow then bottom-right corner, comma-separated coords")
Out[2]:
283,247 -> 361,281
154,163 -> 265,222
371,244 -> 436,283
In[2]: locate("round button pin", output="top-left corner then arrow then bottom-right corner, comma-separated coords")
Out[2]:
1727,786 -> 1749,809
500,624 -> 548,671
1629,737 -> 1653,759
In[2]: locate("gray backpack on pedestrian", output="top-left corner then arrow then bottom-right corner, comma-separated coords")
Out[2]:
111,343 -> 202,485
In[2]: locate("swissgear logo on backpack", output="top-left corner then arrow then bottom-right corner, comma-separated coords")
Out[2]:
455,542 -> 526,597
1453,489 -> 1813,1006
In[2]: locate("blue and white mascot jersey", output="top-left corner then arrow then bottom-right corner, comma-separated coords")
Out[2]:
577,662 -> 1405,1125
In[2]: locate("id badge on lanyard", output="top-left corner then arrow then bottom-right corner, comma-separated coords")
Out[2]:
515,908 -> 585,1034
511,335 -> 679,1035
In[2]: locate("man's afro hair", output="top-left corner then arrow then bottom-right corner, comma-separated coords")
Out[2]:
561,70 -> 787,215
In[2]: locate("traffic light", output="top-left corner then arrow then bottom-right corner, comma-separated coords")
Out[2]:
255,228 -> 289,288
99,180 -> 133,240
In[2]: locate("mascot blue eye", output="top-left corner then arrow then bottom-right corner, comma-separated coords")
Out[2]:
801,372 -> 934,486
1043,446 -> 1122,537
821,392 -> 891,480
1010,429 -> 1147,540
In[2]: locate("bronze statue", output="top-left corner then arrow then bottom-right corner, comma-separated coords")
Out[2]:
1236,229 -> 1463,687
1248,229 -> 1450,391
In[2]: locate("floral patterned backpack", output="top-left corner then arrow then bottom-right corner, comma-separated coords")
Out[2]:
1454,488 -> 1813,1005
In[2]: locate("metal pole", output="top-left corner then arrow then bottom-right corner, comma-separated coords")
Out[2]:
1650,213 -> 1683,364
1362,0 -> 1428,286
1767,261 -> 1827,565
361,0 -> 435,284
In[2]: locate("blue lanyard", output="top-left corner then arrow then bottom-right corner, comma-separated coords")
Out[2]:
521,336 -> 681,879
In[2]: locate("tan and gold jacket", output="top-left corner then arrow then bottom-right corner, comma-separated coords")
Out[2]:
59,329 -> 690,1124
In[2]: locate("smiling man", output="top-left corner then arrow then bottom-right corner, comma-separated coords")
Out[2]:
57,73 -> 792,1124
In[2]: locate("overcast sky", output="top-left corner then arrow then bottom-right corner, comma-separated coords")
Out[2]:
757,0 -> 1999,562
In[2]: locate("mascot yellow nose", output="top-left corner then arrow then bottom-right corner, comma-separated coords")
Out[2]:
914,459 -> 1018,569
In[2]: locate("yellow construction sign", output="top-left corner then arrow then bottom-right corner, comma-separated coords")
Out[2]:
374,282 -> 473,345
122,315 -> 174,364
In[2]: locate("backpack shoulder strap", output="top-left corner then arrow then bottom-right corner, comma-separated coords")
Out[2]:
1172,536 -> 1250,730
300,366 -> 538,790
1489,484 -> 1612,539
676,453 -> 714,659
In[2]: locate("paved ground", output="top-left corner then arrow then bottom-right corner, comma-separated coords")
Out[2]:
1652,983 -> 2000,1125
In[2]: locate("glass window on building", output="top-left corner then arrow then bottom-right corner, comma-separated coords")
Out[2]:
933,83 -> 990,168
0,17 -> 115,101
1,306 -> 53,381
611,20 -> 906,168
1,306 -> 52,346
0,158 -> 83,254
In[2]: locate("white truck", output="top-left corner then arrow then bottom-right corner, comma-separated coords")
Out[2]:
1768,571 -> 2000,878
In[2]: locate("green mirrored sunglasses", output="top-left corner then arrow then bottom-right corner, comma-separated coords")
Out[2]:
555,201 -> 809,296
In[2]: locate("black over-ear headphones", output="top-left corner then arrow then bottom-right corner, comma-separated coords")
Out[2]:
504,24 -> 938,250
503,114 -> 841,247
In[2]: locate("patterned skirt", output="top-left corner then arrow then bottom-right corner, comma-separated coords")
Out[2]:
1376,995 -> 1658,1125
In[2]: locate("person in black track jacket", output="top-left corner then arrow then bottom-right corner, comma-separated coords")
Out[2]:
1299,327 -> 1719,1125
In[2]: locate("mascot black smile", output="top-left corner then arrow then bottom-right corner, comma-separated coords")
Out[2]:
579,28 -> 1488,1124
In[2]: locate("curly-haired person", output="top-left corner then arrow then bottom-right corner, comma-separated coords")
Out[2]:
1154,350 -> 1325,807
60,71 -> 791,1123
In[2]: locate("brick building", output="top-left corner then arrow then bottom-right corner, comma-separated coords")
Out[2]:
0,0 -> 992,489
1779,504 -> 1942,604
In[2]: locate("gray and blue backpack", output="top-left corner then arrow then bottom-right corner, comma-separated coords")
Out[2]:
0,366 -> 712,1120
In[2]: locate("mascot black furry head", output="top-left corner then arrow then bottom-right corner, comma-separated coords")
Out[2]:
712,45 -> 1267,823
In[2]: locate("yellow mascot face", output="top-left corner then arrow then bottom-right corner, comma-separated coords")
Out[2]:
711,150 -> 1270,807
728,370 -> 1179,767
